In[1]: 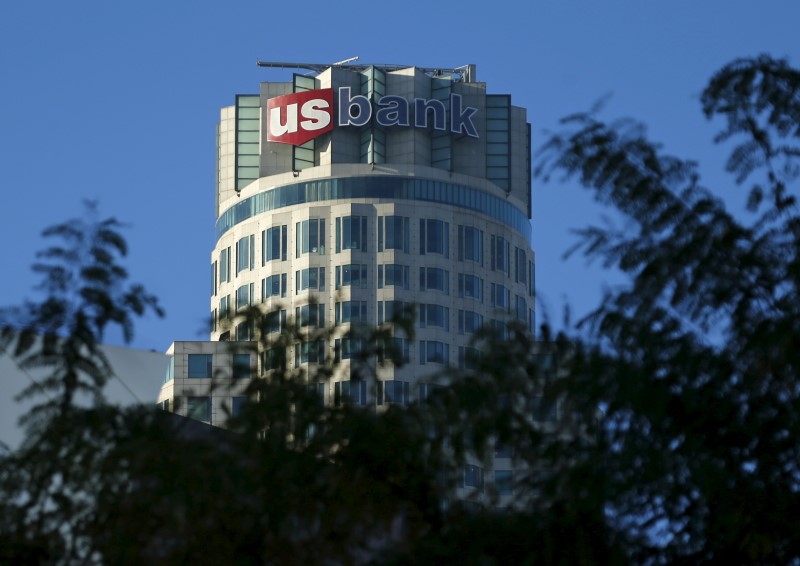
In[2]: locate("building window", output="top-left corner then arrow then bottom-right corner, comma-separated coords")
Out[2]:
263,309 -> 286,334
336,215 -> 368,253
377,264 -> 410,289
458,346 -> 480,370
335,301 -> 368,325
219,295 -> 230,319
462,464 -> 484,490
377,380 -> 410,406
231,396 -> 247,417
263,225 -> 288,264
334,380 -> 367,406
491,283 -> 511,312
418,383 -> 443,403
529,260 -> 536,298
494,470 -> 513,496
236,321 -> 253,341
379,337 -> 410,364
458,310 -> 483,335
262,274 -> 287,300
335,264 -> 368,289
236,234 -> 255,275
296,267 -> 326,294
420,219 -> 449,257
419,304 -> 449,330
458,225 -> 484,266
263,347 -> 284,371
233,353 -> 251,379
308,382 -> 326,404
211,261 -> 218,297
419,340 -> 449,365
458,274 -> 484,303
334,337 -> 367,361
236,283 -> 253,311
295,340 -> 325,366
491,235 -> 510,276
296,304 -> 325,328
515,247 -> 527,284
188,354 -> 212,378
296,219 -> 325,257
187,396 -> 211,422
378,300 -> 411,325
419,267 -> 449,295
219,246 -> 231,284
516,295 -> 527,322
485,95 -> 511,191
164,357 -> 175,383
378,215 -> 410,253
235,94 -> 260,189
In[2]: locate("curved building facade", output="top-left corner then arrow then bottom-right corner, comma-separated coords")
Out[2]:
210,63 -> 534,407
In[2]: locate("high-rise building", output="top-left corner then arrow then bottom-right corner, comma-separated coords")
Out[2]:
159,63 -> 535,479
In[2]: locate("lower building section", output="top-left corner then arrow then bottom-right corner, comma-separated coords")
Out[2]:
157,341 -> 256,427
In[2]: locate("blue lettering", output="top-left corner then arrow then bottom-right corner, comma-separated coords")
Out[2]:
335,89 -> 480,138
338,87 -> 371,127
375,95 -> 409,127
449,94 -> 478,138
414,98 -> 447,131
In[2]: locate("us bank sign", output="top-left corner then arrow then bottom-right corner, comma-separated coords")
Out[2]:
267,87 -> 479,146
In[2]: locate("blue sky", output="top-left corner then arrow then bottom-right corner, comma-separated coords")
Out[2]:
0,1 -> 798,353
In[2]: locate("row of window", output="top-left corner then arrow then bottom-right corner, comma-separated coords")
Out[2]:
180,388 -> 550,431
178,395 -> 248,424
276,339 -> 524,374
461,465 -> 514,496
214,176 -> 533,244
222,270 -> 525,305
186,353 -> 252,379
212,218 -> 534,295
218,298 -> 531,332
304,378 -> 553,418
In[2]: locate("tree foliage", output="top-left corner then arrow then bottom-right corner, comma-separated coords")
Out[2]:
1,55 -> 799,564
536,54 -> 800,563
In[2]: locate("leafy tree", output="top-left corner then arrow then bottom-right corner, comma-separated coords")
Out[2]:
535,54 -> 800,563
0,202 -> 163,562
2,54 -> 799,565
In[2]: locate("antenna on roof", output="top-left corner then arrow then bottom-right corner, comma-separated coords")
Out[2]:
332,56 -> 359,66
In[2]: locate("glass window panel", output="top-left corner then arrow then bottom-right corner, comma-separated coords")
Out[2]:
486,131 -> 509,143
237,118 -> 260,131
486,107 -> 510,119
233,354 -> 251,379
237,143 -> 259,155
237,131 -> 259,143
486,119 -> 510,130
187,397 -> 210,422
237,107 -> 260,119
494,470 -> 513,495
188,354 -> 212,378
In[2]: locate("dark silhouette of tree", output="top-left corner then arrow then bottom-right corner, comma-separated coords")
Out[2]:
0,202 -> 163,563
1,55 -> 798,564
535,54 -> 800,563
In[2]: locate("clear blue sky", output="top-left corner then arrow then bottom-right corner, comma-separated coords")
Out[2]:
0,1 -> 798,352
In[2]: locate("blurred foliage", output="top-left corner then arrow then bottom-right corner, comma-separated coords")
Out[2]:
1,55 -> 799,564
536,54 -> 800,563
